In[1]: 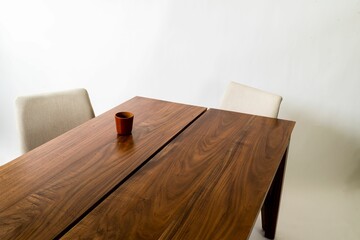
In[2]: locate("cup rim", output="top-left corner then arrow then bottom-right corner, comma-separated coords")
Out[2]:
115,112 -> 134,119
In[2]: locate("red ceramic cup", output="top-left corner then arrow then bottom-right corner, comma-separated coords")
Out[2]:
115,112 -> 134,135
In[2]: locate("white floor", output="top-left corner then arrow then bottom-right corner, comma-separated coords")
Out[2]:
249,185 -> 360,240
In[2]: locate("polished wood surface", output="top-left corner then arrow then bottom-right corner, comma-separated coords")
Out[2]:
63,109 -> 295,240
0,97 -> 206,240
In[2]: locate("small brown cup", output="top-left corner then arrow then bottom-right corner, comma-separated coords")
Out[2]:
115,112 -> 134,135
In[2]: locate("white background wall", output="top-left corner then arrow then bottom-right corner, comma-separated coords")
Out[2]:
1,1 -> 360,238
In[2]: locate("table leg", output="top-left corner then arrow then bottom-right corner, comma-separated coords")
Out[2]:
261,147 -> 289,239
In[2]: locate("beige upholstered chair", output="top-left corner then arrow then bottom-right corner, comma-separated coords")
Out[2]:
220,81 -> 282,118
16,88 -> 95,153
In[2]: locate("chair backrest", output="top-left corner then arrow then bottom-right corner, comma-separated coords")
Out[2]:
16,88 -> 95,153
220,81 -> 282,118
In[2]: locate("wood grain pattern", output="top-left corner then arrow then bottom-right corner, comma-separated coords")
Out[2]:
63,109 -> 295,240
0,96 -> 206,240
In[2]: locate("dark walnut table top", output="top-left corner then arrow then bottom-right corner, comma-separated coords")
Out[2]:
0,97 -> 295,240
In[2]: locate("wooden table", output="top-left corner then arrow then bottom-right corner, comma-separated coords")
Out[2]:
0,97 -> 295,240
